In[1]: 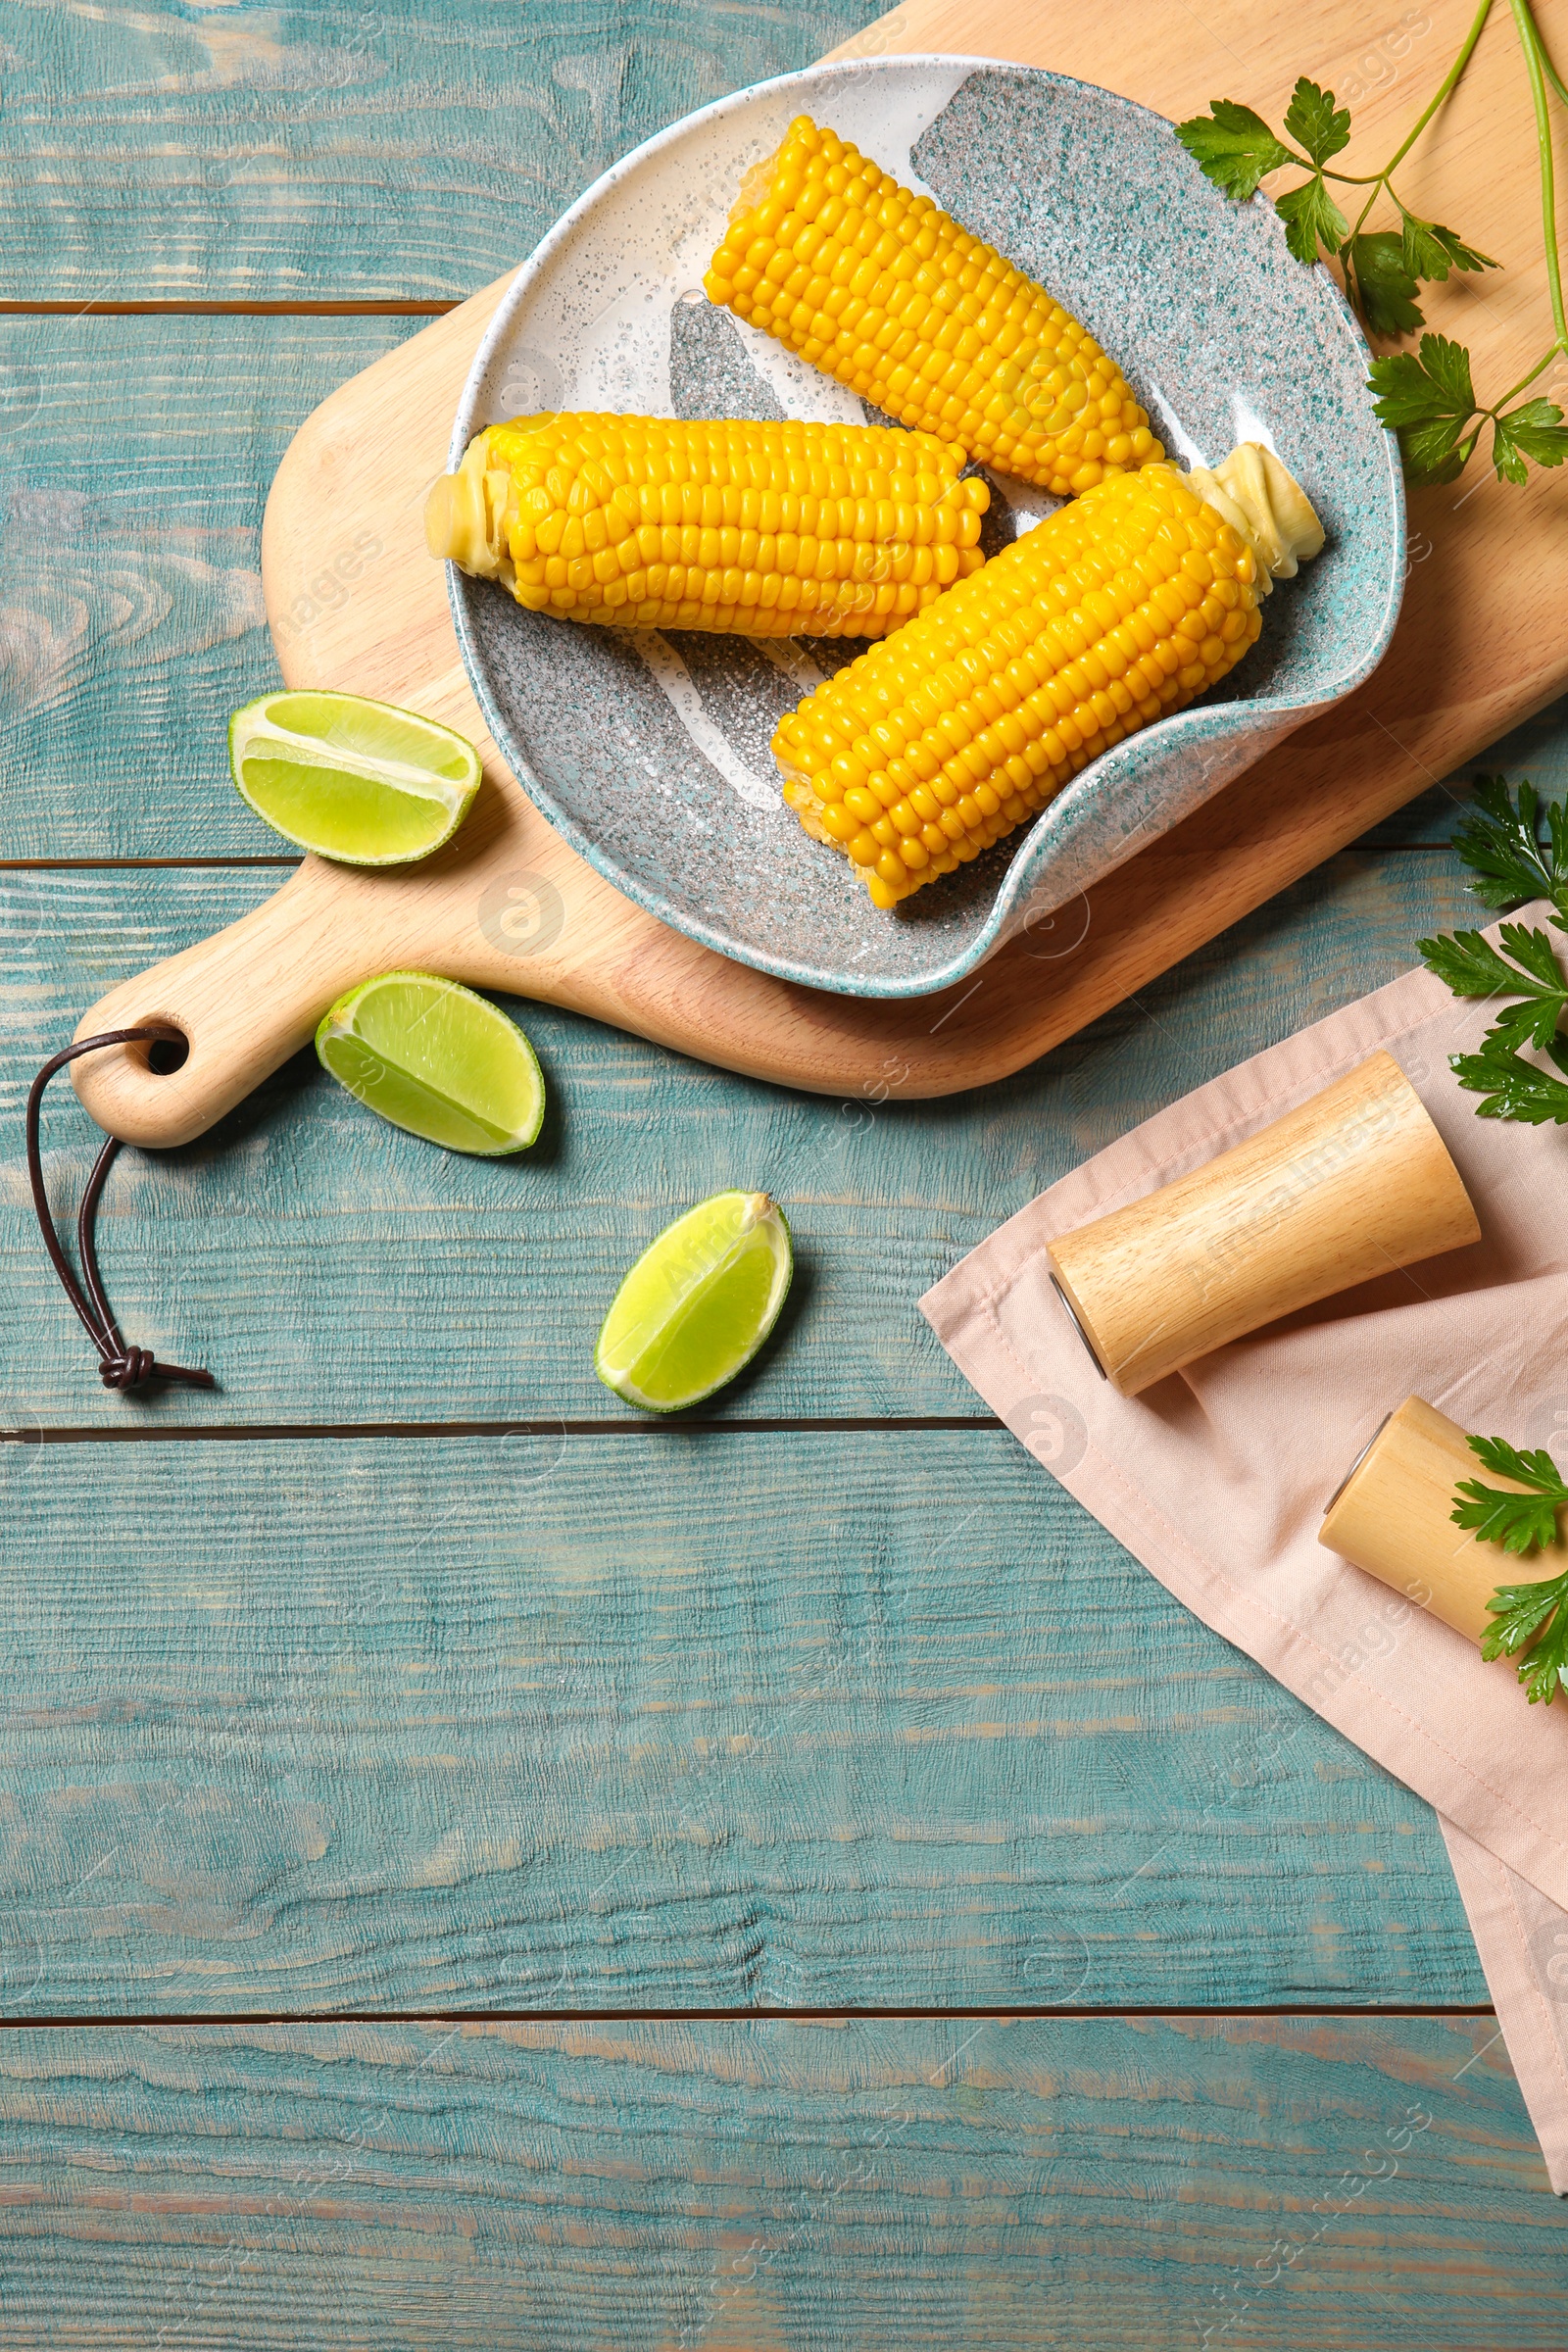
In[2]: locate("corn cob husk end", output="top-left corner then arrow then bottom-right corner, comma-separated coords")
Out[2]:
1186,443 -> 1325,596
425,411 -> 988,636
424,430 -> 517,588
772,461 -> 1276,911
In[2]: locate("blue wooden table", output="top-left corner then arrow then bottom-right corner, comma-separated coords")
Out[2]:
5,3 -> 1568,2342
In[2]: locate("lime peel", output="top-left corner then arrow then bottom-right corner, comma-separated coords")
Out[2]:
231,689 -> 481,865
595,1189 -> 793,1412
316,970 -> 545,1156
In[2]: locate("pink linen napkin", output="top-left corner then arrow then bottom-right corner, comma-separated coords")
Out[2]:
921,903 -> 1568,2186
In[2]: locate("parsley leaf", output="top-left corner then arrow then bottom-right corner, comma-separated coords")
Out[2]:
1493,398 -> 1568,484
1456,1436 -> 1568,1550
1174,89 -> 1353,270
1372,332 -> 1476,418
1500,399 -> 1568,462
1489,922 -> 1568,1043
1397,416 -> 1469,482
1400,217 -> 1498,280
1456,1438 -> 1568,1703
1422,781 -> 1568,1122
1448,1039 -> 1568,1121
1492,1575 -> 1568,1704
1175,100 -> 1295,200
1421,781 -> 1568,1122
1348,230 -> 1425,333
1275,174 -> 1350,264
1283,77 -> 1351,168
1449,776 -> 1568,915
1171,43 -> 1560,509
1481,1562 -> 1568,1704
1418,922 -> 1568,1048
1459,1482 -> 1565,1553
1368,335 -> 1480,480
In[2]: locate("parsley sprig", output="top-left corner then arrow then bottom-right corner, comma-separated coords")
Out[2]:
1453,1434 -> 1568,1703
1430,793 -> 1568,1703
1176,0 -> 1568,488
1443,773 -> 1568,908
1417,776 -> 1568,1122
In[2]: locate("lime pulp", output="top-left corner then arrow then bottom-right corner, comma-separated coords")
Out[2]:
316,970 -> 545,1155
595,1190 -> 793,1411
231,689 -> 480,865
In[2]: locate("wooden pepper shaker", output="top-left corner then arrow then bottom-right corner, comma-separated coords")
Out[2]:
1047,1053 -> 1479,1396
1319,1395 -> 1551,1638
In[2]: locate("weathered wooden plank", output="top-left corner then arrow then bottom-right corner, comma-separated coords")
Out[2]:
7,313 -> 1563,862
0,0 -> 883,305
0,315 -> 417,860
3,852 -> 1484,1426
1354,692 -> 1568,847
0,2019 -> 1555,2349
0,1429 -> 1479,2013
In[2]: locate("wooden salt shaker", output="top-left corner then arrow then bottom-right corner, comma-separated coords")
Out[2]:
1319,1395 -> 1550,1638
1047,1053 -> 1479,1396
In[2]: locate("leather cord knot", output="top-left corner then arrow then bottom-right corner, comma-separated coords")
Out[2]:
26,1029 -> 216,1396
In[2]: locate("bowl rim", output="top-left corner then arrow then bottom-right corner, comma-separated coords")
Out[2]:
447,51 -> 1406,1001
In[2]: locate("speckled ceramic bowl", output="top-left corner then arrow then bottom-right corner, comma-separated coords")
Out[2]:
449,56 -> 1404,1000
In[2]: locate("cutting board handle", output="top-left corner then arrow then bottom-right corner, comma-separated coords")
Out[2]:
70,860 -> 404,1149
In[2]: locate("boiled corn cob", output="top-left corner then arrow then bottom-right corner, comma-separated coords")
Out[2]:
425,412 -> 990,636
774,444 -> 1324,908
705,117 -> 1163,496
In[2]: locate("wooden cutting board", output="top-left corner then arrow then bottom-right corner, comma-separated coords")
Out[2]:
74,0 -> 1568,1147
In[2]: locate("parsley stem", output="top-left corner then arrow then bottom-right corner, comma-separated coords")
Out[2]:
1533,7 -> 1568,108
1322,0 -> 1496,302
1386,0 -> 1496,174
1511,0 -> 1568,350
1325,0 -> 1497,188
1490,338 -> 1566,411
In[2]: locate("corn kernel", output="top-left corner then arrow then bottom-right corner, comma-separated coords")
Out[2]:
770,461 -> 1273,906
706,117 -> 1163,495
429,411 -> 990,635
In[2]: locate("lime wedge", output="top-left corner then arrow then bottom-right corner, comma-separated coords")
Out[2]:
316,971 -> 545,1154
230,690 -> 480,864
595,1190 -> 793,1412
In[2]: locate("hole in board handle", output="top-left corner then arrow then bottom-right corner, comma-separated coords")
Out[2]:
135,1026 -> 190,1077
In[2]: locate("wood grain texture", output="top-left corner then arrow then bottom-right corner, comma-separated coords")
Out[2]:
10,0 -> 1568,2306
1320,1396 -> 1539,1642
9,311 -> 1558,867
0,314 -> 419,861
226,0 -> 1568,1126
0,1430 -> 1481,2014
1358,687 -> 1568,843
0,2019 -> 1557,2350
1049,1054 -> 1480,1396
0,0 -> 886,304
4,854 -> 1479,1426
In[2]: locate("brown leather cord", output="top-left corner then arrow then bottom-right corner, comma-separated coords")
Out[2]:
26,1029 -> 215,1393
